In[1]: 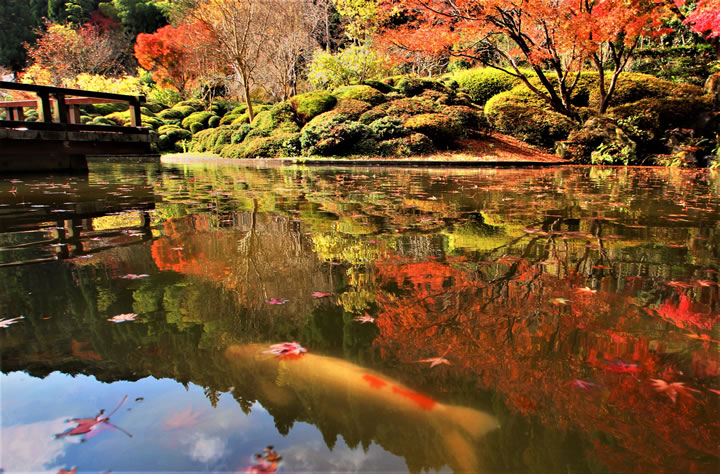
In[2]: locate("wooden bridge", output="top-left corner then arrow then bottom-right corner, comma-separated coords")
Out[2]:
1,81 -> 154,172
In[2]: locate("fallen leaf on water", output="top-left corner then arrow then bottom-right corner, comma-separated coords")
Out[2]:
708,389 -> 720,396
263,342 -> 307,359
604,359 -> 640,375
311,292 -> 330,298
265,298 -> 288,305
120,274 -> 149,280
650,379 -> 700,404
415,345 -> 452,368
571,379 -> 602,391
0,316 -> 24,328
55,395 -> 132,442
352,314 -> 375,324
107,313 -> 139,323
551,298 -> 570,305
164,405 -> 204,430
57,468 -> 76,474
685,332 -> 720,344
576,287 -> 597,294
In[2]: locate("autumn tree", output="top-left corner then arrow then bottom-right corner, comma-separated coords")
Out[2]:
135,22 -> 217,95
379,0 -> 671,117
189,0 -> 281,121
253,1 -> 319,101
23,21 -> 125,85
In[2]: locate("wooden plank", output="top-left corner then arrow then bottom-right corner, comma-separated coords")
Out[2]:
0,80 -> 144,104
10,107 -> 24,121
0,97 -> 126,108
0,120 -> 150,134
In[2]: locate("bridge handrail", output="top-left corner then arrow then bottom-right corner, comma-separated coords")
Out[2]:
0,81 -> 146,127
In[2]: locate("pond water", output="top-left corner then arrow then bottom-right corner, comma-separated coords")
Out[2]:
1,163 -> 719,474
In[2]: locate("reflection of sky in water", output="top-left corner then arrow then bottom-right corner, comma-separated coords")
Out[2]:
0,371 -> 408,472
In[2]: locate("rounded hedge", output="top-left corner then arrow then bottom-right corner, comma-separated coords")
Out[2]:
404,113 -> 464,147
290,91 -> 337,123
454,67 -> 520,104
332,85 -> 386,105
182,111 -> 213,130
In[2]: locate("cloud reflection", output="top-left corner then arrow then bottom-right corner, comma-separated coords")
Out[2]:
1,418 -> 79,472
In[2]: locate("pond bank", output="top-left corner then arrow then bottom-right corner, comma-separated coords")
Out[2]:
162,133 -> 569,168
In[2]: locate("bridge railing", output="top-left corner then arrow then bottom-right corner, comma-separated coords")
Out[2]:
0,81 -> 146,130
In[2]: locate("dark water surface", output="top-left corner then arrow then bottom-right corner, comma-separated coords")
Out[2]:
1,163 -> 719,473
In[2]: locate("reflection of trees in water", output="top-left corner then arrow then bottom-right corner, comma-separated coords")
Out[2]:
4,165 -> 720,472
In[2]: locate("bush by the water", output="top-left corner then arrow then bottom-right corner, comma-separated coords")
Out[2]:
453,67 -> 521,104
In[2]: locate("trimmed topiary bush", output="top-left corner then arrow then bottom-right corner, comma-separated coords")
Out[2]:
454,67 -> 520,104
85,102 -> 128,115
231,124 -> 253,144
362,79 -> 393,93
190,122 -> 204,134
190,126 -> 234,154
442,105 -> 489,135
394,76 -> 449,97
176,99 -> 204,111
208,115 -> 221,128
588,73 -> 705,109
485,102 -> 577,149
181,111 -> 213,130
221,132 -> 301,158
144,102 -> 165,114
91,116 -> 113,126
140,106 -> 157,117
300,113 -> 370,156
332,85 -> 386,105
368,116 -> 408,140
247,102 -> 300,139
376,133 -> 435,157
157,107 -> 188,120
157,125 -> 193,152
359,96 -> 439,124
105,111 -> 162,129
404,113 -> 464,147
290,91 -> 337,124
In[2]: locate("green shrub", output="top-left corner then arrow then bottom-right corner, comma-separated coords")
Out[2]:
189,122 -> 203,134
332,85 -> 386,105
485,102 -> 576,149
394,76 -> 448,97
190,126 -> 234,154
607,96 -> 712,134
231,124 -> 253,144
368,116 -> 408,140
91,116 -> 113,126
454,67 -> 520,104
158,105 -> 195,120
250,102 -> 299,135
80,115 -> 93,124
300,114 -> 370,156
85,102 -> 128,115
144,102 -> 165,114
158,125 -> 192,142
176,99 -> 205,111
327,99 -> 372,121
307,44 -> 388,89
290,91 -> 337,123
208,115 -> 221,128
559,117 -> 621,162
589,73 -> 705,109
376,133 -> 434,157
105,111 -> 162,129
442,105 -> 489,134
140,106 -> 157,116
359,96 -> 439,124
181,111 -> 213,130
590,129 -> 639,165
146,87 -> 182,107
229,113 -> 250,125
404,113 -> 463,147
221,132 -> 301,158
362,79 -> 393,93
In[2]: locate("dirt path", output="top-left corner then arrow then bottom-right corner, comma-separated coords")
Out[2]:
423,134 -> 566,163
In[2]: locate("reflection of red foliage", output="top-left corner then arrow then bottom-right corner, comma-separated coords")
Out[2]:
151,216 -> 231,278
654,294 -> 719,331
371,254 -> 720,473
71,340 -> 102,361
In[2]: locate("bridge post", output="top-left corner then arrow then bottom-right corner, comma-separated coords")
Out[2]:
129,99 -> 143,127
9,107 -> 24,121
36,92 -> 53,122
69,105 -> 82,124
53,93 -> 69,123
